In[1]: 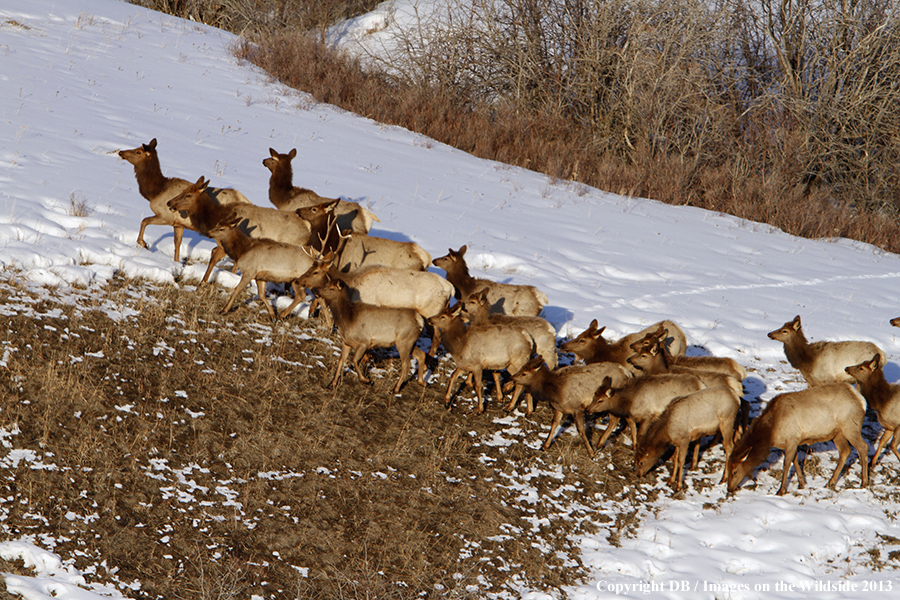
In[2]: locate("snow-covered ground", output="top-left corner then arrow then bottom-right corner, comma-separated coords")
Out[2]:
3,0 -> 900,598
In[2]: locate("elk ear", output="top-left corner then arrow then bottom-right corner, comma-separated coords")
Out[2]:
288,148 -> 297,159
147,138 -> 158,149
594,326 -> 606,338
269,148 -> 278,157
872,354 -> 882,369
792,315 -> 802,330
588,319 -> 599,332
458,245 -> 467,256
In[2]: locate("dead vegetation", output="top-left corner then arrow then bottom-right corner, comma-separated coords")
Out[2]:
0,274 -> 658,599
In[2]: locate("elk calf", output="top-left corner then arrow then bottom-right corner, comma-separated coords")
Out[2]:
726,383 -> 869,495
314,278 -> 427,393
635,386 -> 741,491
206,213 -> 314,320
845,355 -> 900,469
511,356 -> 632,456
432,246 -> 548,316
767,315 -> 886,386
588,373 -> 706,449
428,308 -> 533,414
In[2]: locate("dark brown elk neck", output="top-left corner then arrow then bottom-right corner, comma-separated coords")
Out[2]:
780,331 -> 814,368
217,227 -> 254,260
267,161 -> 295,209
435,317 -> 468,353
442,261 -> 476,296
857,369 -> 894,412
187,191 -> 226,235
320,289 -> 355,328
132,154 -> 169,199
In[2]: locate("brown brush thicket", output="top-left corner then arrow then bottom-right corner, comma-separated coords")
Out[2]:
132,0 -> 900,251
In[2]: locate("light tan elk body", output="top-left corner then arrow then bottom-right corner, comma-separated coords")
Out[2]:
635,386 -> 741,491
845,355 -> 900,469
297,200 -> 430,272
206,213 -> 314,320
588,373 -> 706,449
428,308 -> 533,414
726,384 -> 869,495
767,315 -> 886,386
626,336 -> 747,421
561,320 -> 687,375
119,138 -> 250,261
294,256 -> 454,325
462,288 -> 558,370
313,279 -> 427,394
432,246 -> 548,316
511,356 -> 632,456
262,148 -> 378,233
168,177 -> 311,284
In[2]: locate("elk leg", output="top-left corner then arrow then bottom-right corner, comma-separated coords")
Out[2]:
172,225 -> 184,262
256,280 -> 277,320
329,343 -> 352,389
201,243 -> 227,284
411,347 -> 428,386
492,371 -> 504,406
846,428 -> 870,489
871,429 -> 891,468
595,415 -> 621,449
778,445 -> 799,496
352,345 -> 371,384
889,430 -> 900,466
472,369 -> 485,414
573,411 -> 594,458
827,435 -> 852,490
444,368 -> 466,409
543,410 -> 565,451
277,280 -> 307,320
220,272 -> 254,314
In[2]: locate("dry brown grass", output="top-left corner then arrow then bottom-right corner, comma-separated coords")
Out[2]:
0,275 -> 660,599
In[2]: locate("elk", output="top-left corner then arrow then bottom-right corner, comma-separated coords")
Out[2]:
297,200 -> 431,272
891,317 -> 900,328
635,386 -> 741,491
432,246 -> 548,316
293,255 -> 455,325
428,307 -> 534,414
561,319 -> 686,374
511,356 -> 632,456
726,383 -> 869,495
845,355 -> 900,469
588,373 -> 706,450
462,287 -> 558,369
767,315 -> 886,386
119,138 -> 250,262
205,211 -> 314,320
626,331 -> 746,383
262,148 -> 379,233
312,278 -> 427,394
168,176 -> 311,284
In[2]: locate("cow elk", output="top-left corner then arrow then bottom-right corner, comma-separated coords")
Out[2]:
588,373 -> 706,450
313,278 -> 427,394
462,287 -> 558,370
726,383 -> 869,495
432,246 -> 548,316
297,200 -> 431,272
511,356 -> 632,456
767,316 -> 886,386
845,355 -> 900,469
295,255 -> 455,329
428,307 -> 533,414
119,138 -> 249,261
262,148 -> 378,233
561,319 -> 686,374
168,176 -> 311,284
635,386 -> 741,491
205,211 -> 314,320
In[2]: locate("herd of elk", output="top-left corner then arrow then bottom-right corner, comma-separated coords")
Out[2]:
120,138 -> 900,497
